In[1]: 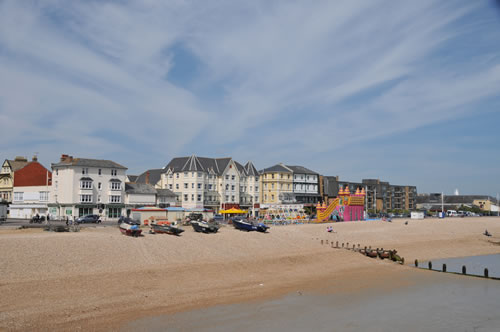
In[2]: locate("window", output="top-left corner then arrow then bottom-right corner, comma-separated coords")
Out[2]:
56,169 -> 58,175
197,194 -> 201,201
231,195 -> 235,202
79,194 -> 92,203
272,184 -> 274,189
198,172 -> 202,177
110,182 -> 121,190
191,194 -> 194,201
271,194 -> 274,201
80,180 -> 92,189
82,168 -> 88,175
184,194 -> 188,201
197,183 -> 201,189
225,184 -> 229,190
13,192 -> 23,201
264,194 -> 267,201
288,174 -> 290,179
55,181 -> 58,189
39,191 -> 49,201
255,186 -> 258,192
225,195 -> 229,201
98,169 -> 102,175
231,175 -> 235,180
111,169 -> 117,176
169,184 -> 173,189
79,207 -> 93,217
97,195 -> 101,202
109,195 -> 121,203
98,182 -> 102,190
272,174 -> 274,179
108,207 -> 121,218
192,172 -> 194,177
231,185 -> 235,191
191,183 -> 194,188
169,174 -> 173,178
184,172 -> 188,177
255,177 -> 259,181
176,184 -> 179,189
209,184 -> 212,190
184,183 -> 188,189
280,174 -> 283,179
176,173 -> 179,178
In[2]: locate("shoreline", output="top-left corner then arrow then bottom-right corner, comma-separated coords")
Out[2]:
1,217 -> 499,331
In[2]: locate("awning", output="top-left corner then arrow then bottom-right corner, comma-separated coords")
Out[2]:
220,208 -> 248,214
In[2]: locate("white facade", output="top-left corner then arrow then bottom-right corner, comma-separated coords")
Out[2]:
50,157 -> 127,219
9,185 -> 51,219
162,156 -> 260,211
292,173 -> 319,194
125,192 -> 156,206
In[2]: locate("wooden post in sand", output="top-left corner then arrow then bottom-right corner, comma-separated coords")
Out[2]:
331,242 -> 334,248
342,243 -> 344,248
462,266 -> 466,274
415,259 -> 418,267
353,244 -> 355,250
336,241 -> 339,248
484,268 -> 489,278
321,240 -> 324,245
347,242 -> 349,249
442,264 -> 446,272
428,261 -> 432,270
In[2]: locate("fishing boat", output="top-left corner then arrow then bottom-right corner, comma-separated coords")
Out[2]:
378,249 -> 391,259
365,249 -> 378,258
119,218 -> 142,237
191,220 -> 219,233
232,218 -> 269,232
151,223 -> 185,236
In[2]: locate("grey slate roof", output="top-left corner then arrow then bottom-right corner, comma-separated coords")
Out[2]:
157,189 -> 177,197
127,175 -> 138,183
125,183 -> 157,195
285,165 -> 318,175
164,155 -> 255,177
135,169 -> 164,185
261,163 -> 292,173
52,158 -> 127,169
244,162 -> 259,176
6,159 -> 30,172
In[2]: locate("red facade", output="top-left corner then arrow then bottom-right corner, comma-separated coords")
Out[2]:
13,162 -> 52,187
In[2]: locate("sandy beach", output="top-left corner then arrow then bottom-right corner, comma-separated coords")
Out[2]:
1,217 -> 499,331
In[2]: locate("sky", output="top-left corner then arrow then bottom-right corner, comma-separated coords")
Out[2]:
0,0 -> 499,196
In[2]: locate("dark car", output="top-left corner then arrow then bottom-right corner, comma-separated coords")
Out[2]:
76,214 -> 101,224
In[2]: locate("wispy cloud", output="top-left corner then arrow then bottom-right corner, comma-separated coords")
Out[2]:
0,0 -> 499,193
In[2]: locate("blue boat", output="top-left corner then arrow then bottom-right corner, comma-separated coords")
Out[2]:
232,218 -> 269,233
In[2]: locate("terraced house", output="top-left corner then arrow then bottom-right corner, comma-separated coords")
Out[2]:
0,156 -> 30,204
161,155 -> 260,214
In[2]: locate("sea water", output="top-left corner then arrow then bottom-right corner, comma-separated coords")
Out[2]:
122,271 -> 500,332
421,254 -> 500,278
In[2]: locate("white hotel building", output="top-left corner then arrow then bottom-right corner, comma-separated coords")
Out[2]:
49,155 -> 127,219
161,155 -> 260,214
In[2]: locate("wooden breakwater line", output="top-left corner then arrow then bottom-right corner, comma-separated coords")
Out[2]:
414,259 -> 500,280
318,238 -> 499,281
319,239 -> 404,264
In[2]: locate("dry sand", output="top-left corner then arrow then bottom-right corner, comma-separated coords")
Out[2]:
1,217 -> 499,331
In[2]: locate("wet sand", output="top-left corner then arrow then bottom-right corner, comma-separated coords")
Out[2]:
1,217 -> 499,331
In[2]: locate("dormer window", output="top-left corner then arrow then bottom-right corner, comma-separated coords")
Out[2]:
82,168 -> 88,175
111,169 -> 117,176
98,169 -> 102,175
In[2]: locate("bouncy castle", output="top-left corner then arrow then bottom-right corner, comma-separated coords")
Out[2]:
316,187 -> 365,222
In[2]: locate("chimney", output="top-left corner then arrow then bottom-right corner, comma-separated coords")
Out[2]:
146,171 -> 150,184
60,154 -> 73,163
32,155 -> 38,162
15,156 -> 27,162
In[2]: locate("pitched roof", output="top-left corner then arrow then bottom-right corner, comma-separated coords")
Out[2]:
127,175 -> 138,183
125,183 -> 157,195
244,162 -> 259,176
6,159 -> 30,172
52,158 -> 127,169
261,163 -> 292,173
164,156 -> 249,176
135,169 -> 164,185
285,165 -> 318,175
156,188 -> 177,197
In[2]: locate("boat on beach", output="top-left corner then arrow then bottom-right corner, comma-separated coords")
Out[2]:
151,223 -> 185,236
119,219 -> 142,237
191,220 -> 219,233
232,218 -> 269,233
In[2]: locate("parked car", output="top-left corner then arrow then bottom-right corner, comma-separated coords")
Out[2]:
76,214 -> 101,224
213,214 -> 224,222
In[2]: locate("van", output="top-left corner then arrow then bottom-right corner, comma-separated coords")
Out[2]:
446,210 -> 458,217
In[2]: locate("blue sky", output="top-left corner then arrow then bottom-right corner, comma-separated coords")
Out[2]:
1,0 -> 499,196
